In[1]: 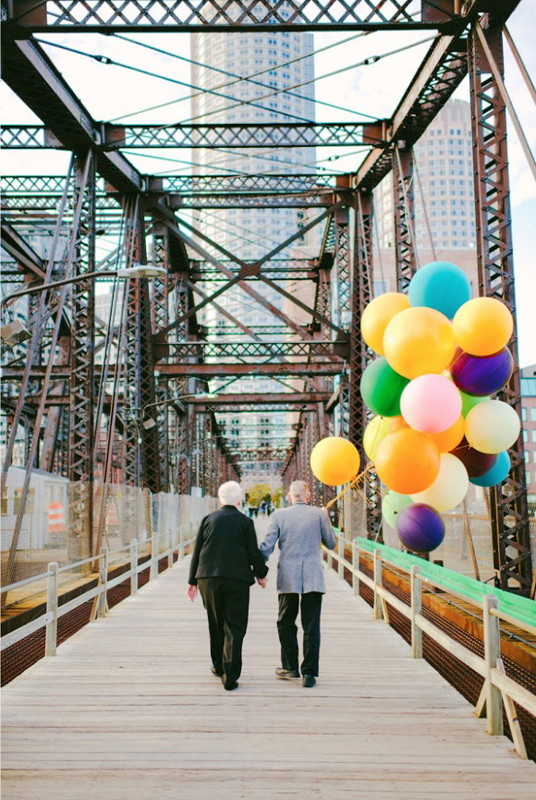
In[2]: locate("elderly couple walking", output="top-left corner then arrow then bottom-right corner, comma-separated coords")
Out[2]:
187,480 -> 336,691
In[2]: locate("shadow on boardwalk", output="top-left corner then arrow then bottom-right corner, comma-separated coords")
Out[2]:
2,553 -> 535,800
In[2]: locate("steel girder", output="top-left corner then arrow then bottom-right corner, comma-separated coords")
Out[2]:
3,0 -> 455,32
468,18 -> 532,593
1,38 -> 144,194
1,174 -> 342,210
3,122 -> 369,150
188,260 -> 318,281
158,340 -> 348,360
393,146 -> 418,291
161,174 -> 339,194
68,153 -> 96,553
353,192 -> 382,539
156,362 -> 345,378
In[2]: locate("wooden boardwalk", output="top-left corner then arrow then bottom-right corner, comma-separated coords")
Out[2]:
2,549 -> 536,800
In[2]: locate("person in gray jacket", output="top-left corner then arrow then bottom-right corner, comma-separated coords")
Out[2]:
259,480 -> 336,688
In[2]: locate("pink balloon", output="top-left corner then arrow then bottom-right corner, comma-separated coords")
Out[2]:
400,374 -> 462,433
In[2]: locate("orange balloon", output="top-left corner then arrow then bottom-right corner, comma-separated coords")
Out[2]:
388,416 -> 408,434
361,292 -> 411,355
310,436 -> 361,487
375,429 -> 441,494
452,297 -> 514,356
383,307 -> 456,380
427,414 -> 465,453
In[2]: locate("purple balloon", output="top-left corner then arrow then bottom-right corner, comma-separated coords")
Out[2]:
451,347 -> 513,396
396,503 -> 445,554
452,436 -> 498,478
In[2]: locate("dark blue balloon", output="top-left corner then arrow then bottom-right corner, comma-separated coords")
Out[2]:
451,347 -> 513,396
396,503 -> 445,554
470,451 -> 511,487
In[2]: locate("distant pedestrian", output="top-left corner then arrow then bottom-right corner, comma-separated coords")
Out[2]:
259,480 -> 336,688
187,481 -> 268,691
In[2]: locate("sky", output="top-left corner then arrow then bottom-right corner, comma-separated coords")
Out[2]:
1,3 -> 535,365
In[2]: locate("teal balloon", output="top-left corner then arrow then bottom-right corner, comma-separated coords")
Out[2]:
409,261 -> 471,319
470,451 -> 511,487
360,357 -> 410,417
382,490 -> 413,528
460,390 -> 490,418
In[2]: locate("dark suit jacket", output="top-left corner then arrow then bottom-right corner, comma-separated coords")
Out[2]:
188,505 -> 269,586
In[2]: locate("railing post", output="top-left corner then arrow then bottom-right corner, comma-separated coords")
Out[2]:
338,535 -> 344,580
130,538 -> 138,596
373,549 -> 384,620
167,528 -> 173,570
410,565 -> 423,658
98,547 -> 109,617
179,525 -> 185,560
483,594 -> 503,735
150,532 -> 159,581
45,561 -> 59,657
352,541 -> 359,597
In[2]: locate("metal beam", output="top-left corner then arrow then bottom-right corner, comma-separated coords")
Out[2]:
157,340 -> 349,359
4,0 -> 452,33
102,123 -> 370,149
190,393 -> 329,406
156,363 -> 345,377
1,38 -> 144,194
353,1 -> 522,192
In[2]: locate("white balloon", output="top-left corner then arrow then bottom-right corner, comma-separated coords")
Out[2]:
465,399 -> 521,454
411,453 -> 469,512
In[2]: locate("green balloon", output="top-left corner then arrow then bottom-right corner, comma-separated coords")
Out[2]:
460,390 -> 490,418
360,357 -> 410,417
382,490 -> 413,528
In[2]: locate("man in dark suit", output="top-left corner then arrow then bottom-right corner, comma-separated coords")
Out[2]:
187,481 -> 269,690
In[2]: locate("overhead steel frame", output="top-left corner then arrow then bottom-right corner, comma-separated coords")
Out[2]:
467,15 -> 531,592
1,0 -> 531,589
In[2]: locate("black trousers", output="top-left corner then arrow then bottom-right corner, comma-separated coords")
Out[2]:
197,577 -> 250,686
277,592 -> 323,677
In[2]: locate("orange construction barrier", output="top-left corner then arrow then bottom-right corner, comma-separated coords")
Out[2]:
48,502 -> 66,534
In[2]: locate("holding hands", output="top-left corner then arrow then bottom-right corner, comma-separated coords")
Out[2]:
256,577 -> 268,589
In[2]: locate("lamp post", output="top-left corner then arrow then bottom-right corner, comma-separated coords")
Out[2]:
139,392 -> 219,430
0,264 -> 167,310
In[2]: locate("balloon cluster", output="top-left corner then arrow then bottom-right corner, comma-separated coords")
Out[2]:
360,261 -> 520,554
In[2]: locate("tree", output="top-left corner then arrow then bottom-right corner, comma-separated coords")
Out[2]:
247,483 -> 271,507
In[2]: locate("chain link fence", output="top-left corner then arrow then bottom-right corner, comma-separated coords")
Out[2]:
1,471 -> 217,611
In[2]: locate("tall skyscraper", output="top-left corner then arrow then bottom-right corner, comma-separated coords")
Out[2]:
375,99 -> 477,256
190,29 -> 316,489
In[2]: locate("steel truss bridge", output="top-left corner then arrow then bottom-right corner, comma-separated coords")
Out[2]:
0,0 -> 533,596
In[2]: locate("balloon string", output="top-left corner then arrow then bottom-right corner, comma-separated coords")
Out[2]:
325,463 -> 375,510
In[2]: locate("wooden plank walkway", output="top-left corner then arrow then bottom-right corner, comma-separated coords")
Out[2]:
2,551 -> 536,800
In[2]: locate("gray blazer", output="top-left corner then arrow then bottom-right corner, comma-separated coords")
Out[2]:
260,503 -> 336,594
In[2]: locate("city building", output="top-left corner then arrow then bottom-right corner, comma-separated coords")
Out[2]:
375,98 -> 477,256
521,364 -> 536,510
190,28 -> 317,490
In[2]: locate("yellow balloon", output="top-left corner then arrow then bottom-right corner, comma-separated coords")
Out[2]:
363,416 -> 391,461
361,292 -> 411,355
453,297 -> 514,356
310,436 -> 361,487
383,307 -> 456,380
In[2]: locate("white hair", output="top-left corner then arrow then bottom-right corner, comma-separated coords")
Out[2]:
218,481 -> 243,507
288,480 -> 309,503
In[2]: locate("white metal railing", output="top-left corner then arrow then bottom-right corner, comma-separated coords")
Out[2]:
325,534 -> 536,761
1,523 -> 198,657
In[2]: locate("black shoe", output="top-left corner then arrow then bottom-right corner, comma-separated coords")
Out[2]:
275,668 -> 300,680
222,679 -> 238,691
211,667 -> 223,677
302,674 -> 316,688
